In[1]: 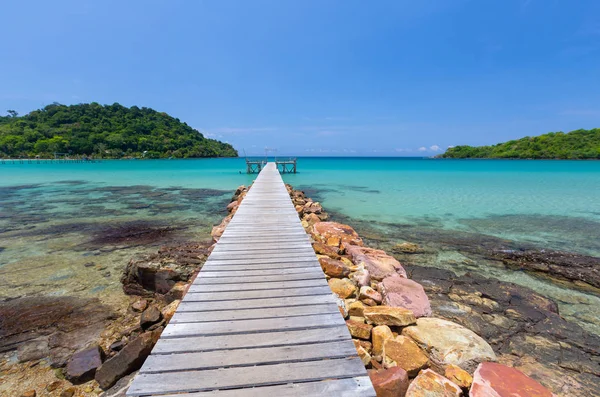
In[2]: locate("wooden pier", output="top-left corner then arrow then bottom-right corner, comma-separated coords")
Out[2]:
127,162 -> 374,396
246,158 -> 297,174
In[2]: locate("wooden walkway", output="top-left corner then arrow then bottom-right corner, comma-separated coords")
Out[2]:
127,163 -> 375,396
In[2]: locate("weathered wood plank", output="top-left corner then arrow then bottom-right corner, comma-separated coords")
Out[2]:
183,286 -> 332,301
188,278 -> 327,292
198,267 -> 322,278
127,357 -> 368,395
141,377 -> 376,397
170,303 -> 339,323
177,295 -> 337,312
203,256 -> 318,266
140,340 -> 357,373
191,272 -> 326,285
161,313 -> 346,338
199,262 -> 322,272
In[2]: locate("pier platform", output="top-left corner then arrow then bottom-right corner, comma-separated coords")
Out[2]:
127,162 -> 374,396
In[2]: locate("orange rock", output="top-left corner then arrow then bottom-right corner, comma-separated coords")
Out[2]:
372,325 -> 394,356
364,306 -> 416,327
470,362 -> 554,397
353,338 -> 373,353
368,367 -> 409,397
319,257 -> 351,278
445,364 -> 473,389
347,300 -> 365,317
346,319 -> 373,340
311,222 -> 363,248
384,336 -> 429,377
328,278 -> 357,299
359,286 -> 382,303
406,369 -> 462,396
346,245 -> 406,280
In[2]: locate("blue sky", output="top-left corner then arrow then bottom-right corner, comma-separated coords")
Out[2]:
1,0 -> 599,156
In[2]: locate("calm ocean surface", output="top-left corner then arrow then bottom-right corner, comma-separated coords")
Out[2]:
1,158 -> 600,333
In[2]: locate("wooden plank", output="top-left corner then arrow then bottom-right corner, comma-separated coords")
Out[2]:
198,267 -> 322,278
200,261 -> 321,272
143,377 -> 375,397
161,313 -> 345,338
140,340 -> 357,373
203,256 -> 318,266
183,286 -> 332,301
177,295 -> 337,312
170,303 -> 339,323
207,250 -> 315,260
127,357 -> 368,395
191,272 -> 325,284
188,279 -> 327,292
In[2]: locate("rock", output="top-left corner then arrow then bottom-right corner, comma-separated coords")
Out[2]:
406,369 -> 463,396
303,213 -> 323,229
470,362 -> 554,397
445,364 -> 473,389
99,371 -> 137,397
211,215 -> 232,241
17,337 -> 49,362
347,300 -> 365,317
352,268 -> 371,287
336,297 -> 348,318
60,388 -> 76,397
328,278 -> 357,299
21,391 -> 36,397
311,222 -> 363,248
66,345 -> 104,384
110,341 -> 125,352
356,345 -> 372,365
359,286 -> 382,304
402,318 -> 496,373
353,338 -> 373,353
393,242 -> 420,253
312,242 -> 340,258
161,299 -> 180,322
364,306 -> 416,327
46,381 -> 62,392
95,330 -> 161,390
131,299 -> 148,312
372,325 -> 394,356
319,257 -> 351,278
384,335 -> 429,377
368,367 -> 410,397
164,282 -> 187,303
346,319 -> 373,340
346,245 -> 406,280
140,306 -> 162,329
380,274 -> 432,317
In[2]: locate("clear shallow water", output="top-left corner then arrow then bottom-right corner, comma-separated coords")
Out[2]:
1,158 -> 600,333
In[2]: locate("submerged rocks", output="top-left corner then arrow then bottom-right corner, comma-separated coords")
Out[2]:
402,318 -> 496,373
311,222 -> 364,248
65,345 -> 104,384
346,245 -> 406,280
368,367 -> 410,397
406,369 -> 463,396
380,275 -> 432,318
393,242 -> 420,253
470,362 -> 554,397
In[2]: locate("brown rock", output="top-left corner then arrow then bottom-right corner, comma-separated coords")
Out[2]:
470,362 -> 554,397
359,286 -> 382,304
311,222 -> 363,248
303,213 -> 322,229
352,267 -> 371,287
328,278 -> 357,299
21,391 -> 36,397
60,388 -> 76,397
140,306 -> 162,329
364,306 -> 416,327
357,345 -> 372,366
161,299 -> 180,322
384,335 -> 429,377
353,338 -> 373,353
95,330 -> 161,389
65,345 -> 104,384
312,241 -> 340,258
347,300 -> 365,317
346,319 -> 373,340
406,369 -> 463,396
372,325 -> 394,356
445,364 -> 473,389
362,298 -> 378,306
368,367 -> 410,397
380,274 -> 432,318
46,381 -> 62,392
319,257 -> 351,278
164,282 -> 187,303
346,245 -> 406,280
393,242 -> 420,253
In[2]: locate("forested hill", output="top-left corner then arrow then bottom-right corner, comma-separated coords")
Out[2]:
440,128 -> 600,159
0,103 -> 238,158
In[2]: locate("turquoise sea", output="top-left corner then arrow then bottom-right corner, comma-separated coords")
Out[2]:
1,158 -> 600,333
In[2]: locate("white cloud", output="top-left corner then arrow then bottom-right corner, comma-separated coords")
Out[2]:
448,145 -> 455,149
418,147 -> 427,152
429,145 -> 441,151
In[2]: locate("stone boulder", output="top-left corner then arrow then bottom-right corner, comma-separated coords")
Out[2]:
311,222 -> 363,248
346,319 -> 372,340
211,215 -> 232,241
328,278 -> 357,299
161,299 -> 180,323
359,286 -> 382,304
140,306 -> 162,329
445,364 -> 473,390
65,345 -> 104,384
303,213 -> 322,229
380,274 -> 432,318
312,242 -> 341,258
470,362 -> 554,397
406,369 -> 463,396
363,306 -> 416,327
372,325 -> 394,357
402,318 -> 496,373
95,330 -> 161,390
346,245 -> 406,281
384,336 -> 429,377
352,268 -> 371,287
319,257 -> 351,278
368,367 -> 409,397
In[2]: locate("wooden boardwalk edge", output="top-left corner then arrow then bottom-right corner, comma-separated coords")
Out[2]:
126,162 -> 375,396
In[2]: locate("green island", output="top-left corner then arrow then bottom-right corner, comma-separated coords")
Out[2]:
0,103 -> 238,158
440,128 -> 600,159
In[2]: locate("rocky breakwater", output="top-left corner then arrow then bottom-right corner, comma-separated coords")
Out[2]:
287,184 -> 598,397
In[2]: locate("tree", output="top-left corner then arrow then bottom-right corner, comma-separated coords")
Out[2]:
7,110 -> 18,118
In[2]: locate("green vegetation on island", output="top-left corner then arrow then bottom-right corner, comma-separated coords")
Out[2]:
440,128 -> 600,159
0,103 -> 238,158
